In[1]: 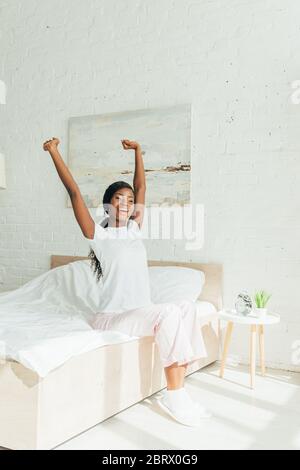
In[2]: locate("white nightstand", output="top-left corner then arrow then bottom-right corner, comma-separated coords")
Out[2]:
218,309 -> 280,389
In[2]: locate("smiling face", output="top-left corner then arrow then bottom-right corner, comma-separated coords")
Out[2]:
109,187 -> 135,225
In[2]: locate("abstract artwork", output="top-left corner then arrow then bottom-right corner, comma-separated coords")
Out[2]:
67,104 -> 191,208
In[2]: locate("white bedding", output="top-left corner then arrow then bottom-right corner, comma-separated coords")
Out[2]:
0,260 -> 139,377
0,260 -> 217,377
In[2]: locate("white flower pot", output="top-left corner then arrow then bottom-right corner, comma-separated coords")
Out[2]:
255,307 -> 268,318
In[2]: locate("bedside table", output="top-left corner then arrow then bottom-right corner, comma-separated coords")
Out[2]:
218,309 -> 280,389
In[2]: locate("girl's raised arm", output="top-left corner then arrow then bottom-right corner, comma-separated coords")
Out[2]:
121,139 -> 146,228
43,137 -> 95,239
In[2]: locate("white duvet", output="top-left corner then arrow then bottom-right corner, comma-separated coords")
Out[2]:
0,260 -> 217,378
0,260 -> 138,377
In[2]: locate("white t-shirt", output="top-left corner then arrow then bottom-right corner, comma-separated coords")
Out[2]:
85,216 -> 153,314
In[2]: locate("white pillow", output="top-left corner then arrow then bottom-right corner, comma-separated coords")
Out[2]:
148,266 -> 205,304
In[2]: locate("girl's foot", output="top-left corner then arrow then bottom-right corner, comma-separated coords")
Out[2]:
157,387 -> 212,426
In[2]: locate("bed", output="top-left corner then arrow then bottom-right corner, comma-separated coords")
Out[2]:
0,257 -> 222,450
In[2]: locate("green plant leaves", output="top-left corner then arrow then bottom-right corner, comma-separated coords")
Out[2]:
254,290 -> 271,308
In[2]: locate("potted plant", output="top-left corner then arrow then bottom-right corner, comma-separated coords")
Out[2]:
254,290 -> 271,318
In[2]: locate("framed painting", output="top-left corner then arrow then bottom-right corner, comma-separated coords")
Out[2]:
67,103 -> 191,208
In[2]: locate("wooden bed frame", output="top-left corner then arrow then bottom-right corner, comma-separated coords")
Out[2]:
0,257 -> 223,450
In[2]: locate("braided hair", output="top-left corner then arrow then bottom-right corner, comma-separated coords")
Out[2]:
88,181 -> 135,282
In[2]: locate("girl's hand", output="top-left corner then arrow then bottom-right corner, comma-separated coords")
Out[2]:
43,137 -> 60,152
121,139 -> 140,151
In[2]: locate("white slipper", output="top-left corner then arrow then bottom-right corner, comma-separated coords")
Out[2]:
157,397 -> 211,427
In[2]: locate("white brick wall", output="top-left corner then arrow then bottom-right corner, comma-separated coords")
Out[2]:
0,0 -> 299,371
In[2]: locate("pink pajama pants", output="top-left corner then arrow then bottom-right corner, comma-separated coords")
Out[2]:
91,299 -> 208,368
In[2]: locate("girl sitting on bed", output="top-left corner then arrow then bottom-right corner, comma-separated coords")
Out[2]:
43,136 -> 211,426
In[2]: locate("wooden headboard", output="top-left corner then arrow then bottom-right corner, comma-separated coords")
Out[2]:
50,255 -> 223,310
